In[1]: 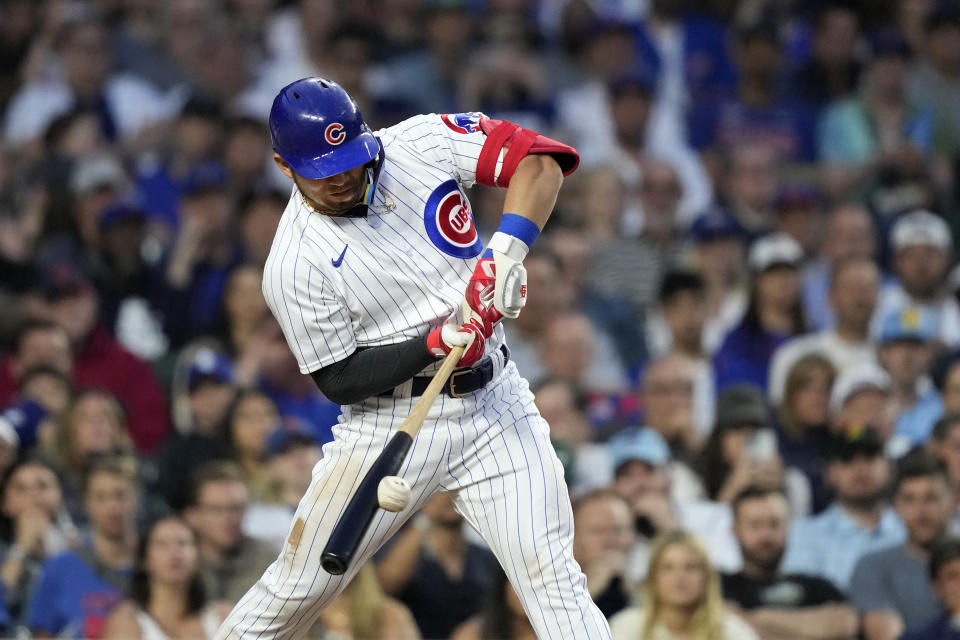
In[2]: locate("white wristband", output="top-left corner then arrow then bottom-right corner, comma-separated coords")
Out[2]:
487,231 -> 529,262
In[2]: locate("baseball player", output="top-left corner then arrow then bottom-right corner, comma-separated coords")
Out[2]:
215,77 -> 612,639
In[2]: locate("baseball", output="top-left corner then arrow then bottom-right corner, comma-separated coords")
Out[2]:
377,476 -> 411,512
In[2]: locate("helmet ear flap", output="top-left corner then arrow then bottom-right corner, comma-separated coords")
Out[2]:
269,77 -> 378,180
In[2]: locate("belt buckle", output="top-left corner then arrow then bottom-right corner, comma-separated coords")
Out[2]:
448,369 -> 472,398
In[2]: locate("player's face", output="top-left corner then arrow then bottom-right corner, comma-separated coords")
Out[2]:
274,154 -> 366,215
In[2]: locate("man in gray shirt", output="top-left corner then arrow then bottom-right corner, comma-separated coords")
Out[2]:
849,450 -> 954,639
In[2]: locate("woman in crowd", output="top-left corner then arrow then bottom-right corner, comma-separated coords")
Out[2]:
451,565 -> 536,640
0,457 -> 77,627
220,388 -> 279,500
103,516 -> 230,640
698,384 -> 811,519
314,562 -> 420,639
43,389 -> 134,524
776,353 -> 837,513
212,263 -> 270,387
609,530 -> 757,639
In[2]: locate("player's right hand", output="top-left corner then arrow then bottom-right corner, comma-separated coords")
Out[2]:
426,319 -> 486,367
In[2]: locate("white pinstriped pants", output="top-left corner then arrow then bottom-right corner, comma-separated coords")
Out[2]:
214,362 -> 612,640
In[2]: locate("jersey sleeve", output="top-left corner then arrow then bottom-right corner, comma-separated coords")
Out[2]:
264,254 -> 357,374
410,112 -> 501,189
405,113 -> 578,189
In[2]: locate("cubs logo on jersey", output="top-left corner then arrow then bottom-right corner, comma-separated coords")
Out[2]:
423,179 -> 483,258
440,112 -> 486,135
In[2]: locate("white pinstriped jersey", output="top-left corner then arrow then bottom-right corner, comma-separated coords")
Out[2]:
263,113 -> 506,378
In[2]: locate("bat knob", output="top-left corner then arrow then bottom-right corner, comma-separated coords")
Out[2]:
377,476 -> 411,512
321,553 -> 348,575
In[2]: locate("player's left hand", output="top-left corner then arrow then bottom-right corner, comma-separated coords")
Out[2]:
465,249 -> 527,333
426,318 -> 487,367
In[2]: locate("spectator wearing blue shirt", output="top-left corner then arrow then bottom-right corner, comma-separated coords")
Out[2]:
714,233 -> 807,394
900,538 -> 960,640
688,25 -> 817,164
27,456 -> 139,639
781,427 -> 906,591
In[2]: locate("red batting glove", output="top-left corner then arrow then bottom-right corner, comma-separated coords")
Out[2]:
465,255 -> 503,335
426,319 -> 487,367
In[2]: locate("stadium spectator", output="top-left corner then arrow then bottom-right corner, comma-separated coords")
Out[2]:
874,210 -> 960,346
686,208 -> 749,354
236,190 -> 284,269
907,2 -> 960,163
26,455 -> 139,639
583,161 -> 684,315
901,538 -> 960,640
768,255 -> 879,404
698,384 -> 811,519
609,530 -> 758,639
801,203 -> 879,331
0,320 -> 72,408
450,564 -> 535,640
877,306 -> 940,444
3,13 -> 170,151
609,426 -> 739,581
690,24 -> 816,165
315,562 -> 420,639
242,422 -> 322,550
221,389 -> 279,499
776,354 -> 837,513
849,450 -> 953,638
44,389 -> 133,525
830,362 -> 897,441
638,354 -> 702,462
103,516 -> 230,640
818,29 -> 931,202
714,233 -> 806,393
571,489 -> 634,618
159,162 -> 244,347
152,347 -> 234,511
30,259 -> 171,452
183,461 -> 277,603
782,426 -> 906,590
0,457 -> 78,628
927,414 -> 960,503
788,3 -> 862,110
723,486 -> 857,639
531,376 -> 605,492
536,310 -> 629,394
376,492 -> 496,639
645,271 -> 716,438
716,142 -> 782,238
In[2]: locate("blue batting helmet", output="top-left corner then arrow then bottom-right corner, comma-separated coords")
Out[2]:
269,77 -> 379,180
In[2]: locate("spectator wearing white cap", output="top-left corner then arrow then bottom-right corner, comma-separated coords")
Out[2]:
608,426 -> 741,583
768,255 -> 880,404
714,233 -> 807,394
830,361 -> 897,445
874,210 -> 960,347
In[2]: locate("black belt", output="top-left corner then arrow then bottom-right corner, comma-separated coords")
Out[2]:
380,344 -> 510,399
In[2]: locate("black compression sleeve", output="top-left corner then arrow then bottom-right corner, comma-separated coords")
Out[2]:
309,336 -> 436,405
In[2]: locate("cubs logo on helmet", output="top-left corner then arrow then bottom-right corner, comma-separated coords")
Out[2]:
423,180 -> 483,258
324,122 -> 346,145
440,112 -> 487,135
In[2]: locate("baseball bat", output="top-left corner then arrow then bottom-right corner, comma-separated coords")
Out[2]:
320,345 -> 465,575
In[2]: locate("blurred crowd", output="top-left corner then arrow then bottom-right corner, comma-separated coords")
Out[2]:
1,0 -> 960,638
